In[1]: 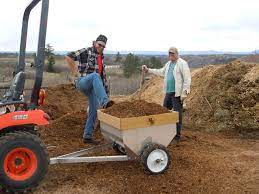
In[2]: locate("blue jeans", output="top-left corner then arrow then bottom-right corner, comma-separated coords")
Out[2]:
76,73 -> 109,139
163,92 -> 183,139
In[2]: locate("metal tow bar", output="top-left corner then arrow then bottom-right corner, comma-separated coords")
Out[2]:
50,143 -> 129,164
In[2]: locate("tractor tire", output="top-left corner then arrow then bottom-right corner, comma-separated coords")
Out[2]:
0,131 -> 49,193
0,126 -> 39,138
141,143 -> 171,175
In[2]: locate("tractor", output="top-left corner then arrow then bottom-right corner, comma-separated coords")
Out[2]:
0,0 -> 50,192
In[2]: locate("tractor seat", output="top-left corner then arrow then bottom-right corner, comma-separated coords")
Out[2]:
4,71 -> 26,101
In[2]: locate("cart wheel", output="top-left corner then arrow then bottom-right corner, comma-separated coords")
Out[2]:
141,143 -> 171,175
112,142 -> 126,155
0,131 -> 49,193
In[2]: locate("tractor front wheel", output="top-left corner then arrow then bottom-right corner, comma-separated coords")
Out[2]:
0,131 -> 49,193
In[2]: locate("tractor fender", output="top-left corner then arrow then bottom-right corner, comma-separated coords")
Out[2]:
0,110 -> 50,130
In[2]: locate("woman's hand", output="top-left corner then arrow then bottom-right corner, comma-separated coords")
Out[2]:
142,65 -> 149,73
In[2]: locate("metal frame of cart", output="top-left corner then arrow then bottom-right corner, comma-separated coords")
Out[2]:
50,110 -> 178,174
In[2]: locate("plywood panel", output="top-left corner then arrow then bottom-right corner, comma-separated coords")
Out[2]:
98,110 -> 178,130
97,110 -> 121,129
120,112 -> 178,130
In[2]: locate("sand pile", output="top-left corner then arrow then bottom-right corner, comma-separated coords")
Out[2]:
130,76 -> 164,105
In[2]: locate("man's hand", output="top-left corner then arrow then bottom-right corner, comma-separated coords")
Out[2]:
67,74 -> 77,84
65,56 -> 78,77
142,65 -> 149,73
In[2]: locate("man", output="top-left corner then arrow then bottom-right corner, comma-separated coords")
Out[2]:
142,47 -> 191,142
66,34 -> 114,144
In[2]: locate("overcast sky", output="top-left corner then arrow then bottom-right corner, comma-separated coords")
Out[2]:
0,0 -> 258,52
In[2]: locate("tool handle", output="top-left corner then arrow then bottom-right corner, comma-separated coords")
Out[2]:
140,68 -> 145,87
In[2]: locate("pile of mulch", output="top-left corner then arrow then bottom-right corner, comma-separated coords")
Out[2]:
39,110 -> 92,157
40,84 -> 87,120
103,100 -> 169,118
184,61 -> 259,136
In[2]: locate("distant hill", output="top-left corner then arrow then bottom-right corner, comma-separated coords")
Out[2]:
55,50 -> 253,56
0,51 -> 249,69
0,50 -> 254,56
182,55 -> 240,68
239,54 -> 259,63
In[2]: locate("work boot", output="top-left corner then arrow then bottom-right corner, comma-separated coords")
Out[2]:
102,100 -> 115,109
83,138 -> 101,145
171,135 -> 180,144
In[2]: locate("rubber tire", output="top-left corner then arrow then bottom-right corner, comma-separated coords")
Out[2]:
0,126 -> 39,138
0,131 -> 49,193
141,143 -> 171,175
112,142 -> 126,155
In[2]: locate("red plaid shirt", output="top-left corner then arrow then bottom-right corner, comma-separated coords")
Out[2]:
67,46 -> 109,95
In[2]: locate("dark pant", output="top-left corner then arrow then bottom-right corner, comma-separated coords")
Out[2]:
163,92 -> 183,139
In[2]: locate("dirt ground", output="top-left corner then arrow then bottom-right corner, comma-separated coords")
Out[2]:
36,125 -> 259,194
31,82 -> 259,194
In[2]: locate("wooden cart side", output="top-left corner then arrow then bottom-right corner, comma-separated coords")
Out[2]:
97,110 -> 179,130
120,112 -> 178,130
97,110 -> 121,129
